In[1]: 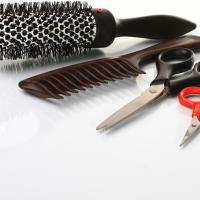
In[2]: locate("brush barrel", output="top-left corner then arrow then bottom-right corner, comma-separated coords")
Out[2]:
91,8 -> 116,48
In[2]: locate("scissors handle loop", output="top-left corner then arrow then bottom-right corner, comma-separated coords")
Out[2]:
151,48 -> 194,85
179,87 -> 200,118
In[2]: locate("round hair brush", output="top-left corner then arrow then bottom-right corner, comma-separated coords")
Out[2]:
0,1 -> 196,59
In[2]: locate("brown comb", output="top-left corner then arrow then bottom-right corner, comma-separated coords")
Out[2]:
19,35 -> 200,99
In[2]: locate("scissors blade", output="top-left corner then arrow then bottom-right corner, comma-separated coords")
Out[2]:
96,84 -> 165,130
180,116 -> 200,147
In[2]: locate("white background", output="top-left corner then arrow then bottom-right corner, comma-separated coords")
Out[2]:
0,0 -> 200,199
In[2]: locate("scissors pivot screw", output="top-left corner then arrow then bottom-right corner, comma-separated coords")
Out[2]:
192,123 -> 197,127
149,88 -> 157,94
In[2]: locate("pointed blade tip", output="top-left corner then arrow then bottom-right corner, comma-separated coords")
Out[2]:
179,141 -> 184,147
179,135 -> 190,147
96,126 -> 101,131
96,123 -> 106,131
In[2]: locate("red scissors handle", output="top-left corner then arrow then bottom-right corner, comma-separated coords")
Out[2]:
178,87 -> 200,119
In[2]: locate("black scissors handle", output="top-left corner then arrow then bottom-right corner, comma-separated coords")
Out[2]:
151,48 -> 195,86
168,62 -> 200,95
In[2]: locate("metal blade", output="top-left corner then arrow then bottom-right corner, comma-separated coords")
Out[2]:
180,116 -> 200,147
96,84 -> 165,130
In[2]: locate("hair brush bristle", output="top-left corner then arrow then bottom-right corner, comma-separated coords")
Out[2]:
0,1 -> 96,59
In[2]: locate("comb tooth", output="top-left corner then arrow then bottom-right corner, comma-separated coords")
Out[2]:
76,70 -> 101,86
82,73 -> 101,86
86,66 -> 108,84
90,63 -> 116,81
115,59 -> 138,75
91,67 -> 115,82
107,59 -> 133,77
100,60 -> 130,78
98,63 -> 123,80
42,79 -> 66,96
60,71 -> 86,91
57,73 -> 79,93
49,76 -> 71,96
67,70 -> 93,89
35,82 -> 63,99
120,58 -> 144,74
112,59 -> 138,76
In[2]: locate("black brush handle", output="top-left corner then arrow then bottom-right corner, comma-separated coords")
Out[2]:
116,15 -> 196,39
92,9 -> 196,47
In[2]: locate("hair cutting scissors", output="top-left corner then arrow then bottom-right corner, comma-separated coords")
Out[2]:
97,48 -> 198,130
178,87 -> 200,146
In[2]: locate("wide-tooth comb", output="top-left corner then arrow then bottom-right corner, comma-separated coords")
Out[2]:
19,57 -> 143,99
19,35 -> 200,99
